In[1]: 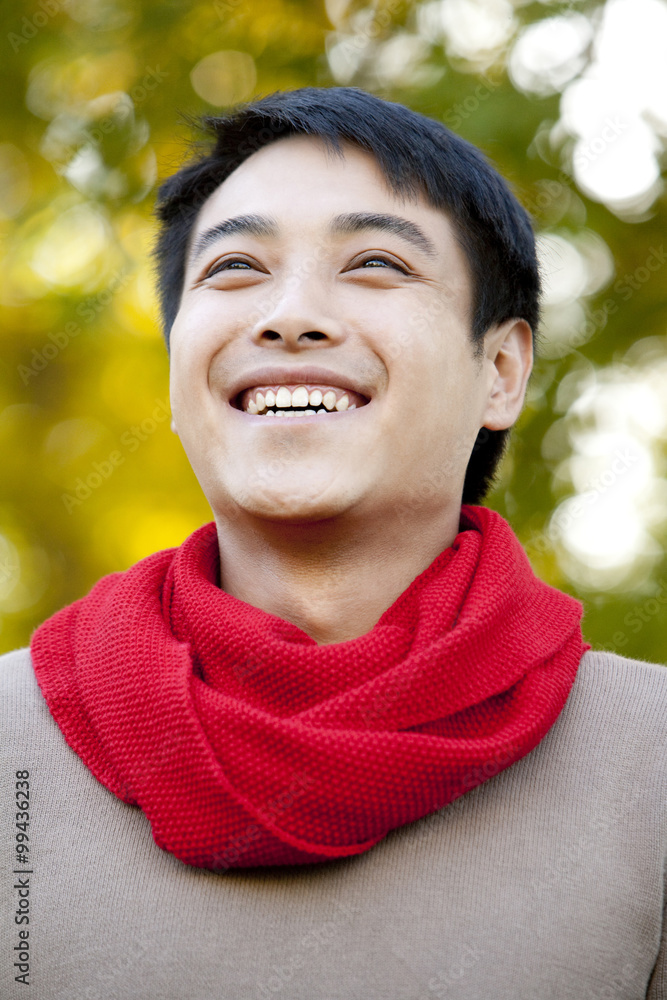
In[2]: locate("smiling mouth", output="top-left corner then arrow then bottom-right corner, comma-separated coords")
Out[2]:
235,384 -> 370,416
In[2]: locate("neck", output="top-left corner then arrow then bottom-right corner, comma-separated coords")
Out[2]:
214,506 -> 462,645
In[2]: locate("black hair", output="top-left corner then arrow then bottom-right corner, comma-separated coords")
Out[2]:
153,86 -> 540,503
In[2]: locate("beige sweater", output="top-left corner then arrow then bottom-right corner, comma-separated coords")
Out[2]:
1,645 -> 665,999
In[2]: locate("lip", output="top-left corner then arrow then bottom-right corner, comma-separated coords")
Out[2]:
226,366 -> 373,409
232,407 -> 365,423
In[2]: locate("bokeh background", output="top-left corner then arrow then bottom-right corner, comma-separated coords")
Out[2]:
1,0 -> 666,662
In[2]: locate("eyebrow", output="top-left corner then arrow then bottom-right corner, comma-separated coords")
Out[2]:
188,209 -> 438,266
328,212 -> 438,258
189,214 -> 279,266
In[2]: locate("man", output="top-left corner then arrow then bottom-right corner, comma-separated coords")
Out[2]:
2,87 -> 665,998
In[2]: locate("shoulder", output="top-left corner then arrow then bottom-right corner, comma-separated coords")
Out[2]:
569,648 -> 667,727
0,646 -> 37,697
0,646 -> 54,738
540,649 -> 667,788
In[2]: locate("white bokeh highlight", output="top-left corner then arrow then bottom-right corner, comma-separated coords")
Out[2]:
536,229 -> 615,357
547,348 -> 667,589
510,0 -> 667,215
509,14 -> 593,96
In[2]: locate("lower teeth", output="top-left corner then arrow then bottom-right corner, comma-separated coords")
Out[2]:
263,407 -> 328,416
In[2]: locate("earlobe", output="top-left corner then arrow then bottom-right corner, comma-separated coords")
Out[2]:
481,318 -> 534,432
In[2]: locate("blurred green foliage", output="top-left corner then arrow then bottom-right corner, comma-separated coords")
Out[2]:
1,0 -> 666,663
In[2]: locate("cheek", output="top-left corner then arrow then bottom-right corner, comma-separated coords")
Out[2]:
169,304 -> 234,399
395,344 -> 484,458
390,326 -> 474,405
171,291 -> 240,354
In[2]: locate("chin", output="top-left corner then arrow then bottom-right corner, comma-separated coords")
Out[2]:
229,479 -> 358,523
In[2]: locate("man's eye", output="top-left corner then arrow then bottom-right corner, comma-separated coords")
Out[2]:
358,256 -> 407,272
207,258 -> 253,277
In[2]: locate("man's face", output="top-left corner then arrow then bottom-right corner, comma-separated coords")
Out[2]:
169,135 -> 501,529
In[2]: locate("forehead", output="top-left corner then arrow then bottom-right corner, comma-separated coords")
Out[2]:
191,134 -> 459,249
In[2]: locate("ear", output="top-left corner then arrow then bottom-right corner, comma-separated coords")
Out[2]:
480,318 -> 534,431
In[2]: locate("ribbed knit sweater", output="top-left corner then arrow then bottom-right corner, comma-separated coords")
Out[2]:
1,645 -> 666,999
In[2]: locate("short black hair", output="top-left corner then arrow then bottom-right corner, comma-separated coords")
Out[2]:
153,86 -> 540,504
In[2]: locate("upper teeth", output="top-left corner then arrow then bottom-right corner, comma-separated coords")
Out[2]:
243,385 -> 359,415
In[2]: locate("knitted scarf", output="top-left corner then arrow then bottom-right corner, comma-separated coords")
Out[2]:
30,505 -> 587,871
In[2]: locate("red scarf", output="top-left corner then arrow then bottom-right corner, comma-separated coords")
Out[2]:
30,506 -> 587,870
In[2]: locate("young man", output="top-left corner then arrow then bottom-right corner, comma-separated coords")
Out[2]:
2,87 -> 665,998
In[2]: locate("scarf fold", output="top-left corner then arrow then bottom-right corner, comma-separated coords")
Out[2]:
30,505 -> 587,870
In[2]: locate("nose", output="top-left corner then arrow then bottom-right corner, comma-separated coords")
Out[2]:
249,274 -> 346,350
